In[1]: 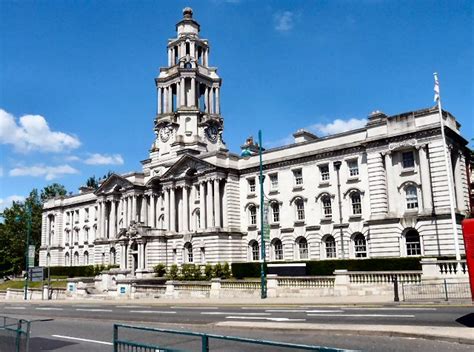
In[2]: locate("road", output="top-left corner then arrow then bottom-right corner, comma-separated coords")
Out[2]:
1,301 -> 473,351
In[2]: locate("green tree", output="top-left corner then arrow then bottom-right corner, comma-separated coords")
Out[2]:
40,183 -> 67,202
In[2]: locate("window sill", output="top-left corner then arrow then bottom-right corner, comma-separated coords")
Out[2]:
347,176 -> 360,183
320,217 -> 332,224
268,190 -> 279,195
349,214 -> 362,220
247,193 -> 257,199
318,181 -> 330,187
247,225 -> 258,231
270,223 -> 280,229
293,185 -> 304,191
294,220 -> 305,226
400,168 -> 416,175
404,210 -> 419,216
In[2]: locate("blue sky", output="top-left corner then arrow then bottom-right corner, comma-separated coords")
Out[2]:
0,0 -> 472,209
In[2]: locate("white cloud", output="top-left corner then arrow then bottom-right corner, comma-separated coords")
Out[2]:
0,195 -> 25,212
274,11 -> 294,32
64,155 -> 81,162
9,164 -> 79,180
84,153 -> 124,165
310,118 -> 367,136
0,109 -> 81,153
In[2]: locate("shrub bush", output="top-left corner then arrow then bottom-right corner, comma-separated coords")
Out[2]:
181,264 -> 202,281
204,264 -> 213,280
48,264 -> 118,278
231,258 -> 421,278
154,263 -> 166,277
166,264 -> 179,280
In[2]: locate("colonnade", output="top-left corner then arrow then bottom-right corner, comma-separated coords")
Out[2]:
157,81 -> 220,114
167,41 -> 209,67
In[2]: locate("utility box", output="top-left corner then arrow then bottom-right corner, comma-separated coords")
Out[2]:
462,219 -> 474,301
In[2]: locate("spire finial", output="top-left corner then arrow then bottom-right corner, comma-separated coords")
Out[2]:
183,7 -> 193,19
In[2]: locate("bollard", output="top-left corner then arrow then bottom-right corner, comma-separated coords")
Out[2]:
393,275 -> 399,302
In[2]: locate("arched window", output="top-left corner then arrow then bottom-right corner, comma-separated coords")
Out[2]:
195,209 -> 201,230
185,117 -> 192,133
158,215 -> 165,229
249,240 -> 259,261
272,239 -> 283,260
405,229 -> 421,256
84,251 -> 89,265
84,227 -> 89,243
184,242 -> 193,263
249,205 -> 257,225
351,193 -> 362,215
353,233 -> 367,258
200,247 -> 205,263
296,237 -> 308,260
65,252 -> 70,266
405,186 -> 418,210
74,228 -> 79,243
110,247 -> 116,265
271,203 -> 280,223
322,196 -> 332,218
73,251 -> 79,266
295,198 -> 305,221
324,235 -> 336,259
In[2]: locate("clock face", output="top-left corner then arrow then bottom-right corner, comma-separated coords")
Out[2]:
205,125 -> 218,142
159,125 -> 172,142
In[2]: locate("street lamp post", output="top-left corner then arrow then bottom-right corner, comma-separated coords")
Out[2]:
258,130 -> 267,299
24,203 -> 32,300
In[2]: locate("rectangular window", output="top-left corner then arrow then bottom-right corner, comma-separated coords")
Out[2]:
270,174 -> 279,190
402,151 -> 415,169
75,210 -> 79,223
322,198 -> 332,217
320,165 -> 330,181
272,204 -> 280,223
248,178 -> 256,193
348,160 -> 359,177
293,169 -> 303,186
351,194 -> 362,215
94,206 -> 98,220
296,201 -> 305,221
200,247 -> 205,263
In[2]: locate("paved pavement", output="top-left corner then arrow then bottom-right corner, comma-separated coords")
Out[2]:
1,300 -> 473,351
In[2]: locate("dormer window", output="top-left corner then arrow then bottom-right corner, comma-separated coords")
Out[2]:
402,151 -> 415,169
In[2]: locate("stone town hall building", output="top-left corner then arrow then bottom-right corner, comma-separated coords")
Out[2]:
40,8 -> 470,276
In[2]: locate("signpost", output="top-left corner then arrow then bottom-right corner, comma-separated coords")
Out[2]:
28,245 -> 35,268
29,267 -> 44,282
263,202 -> 270,241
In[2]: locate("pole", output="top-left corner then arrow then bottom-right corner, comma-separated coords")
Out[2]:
258,130 -> 267,299
24,203 -> 31,300
434,73 -> 461,262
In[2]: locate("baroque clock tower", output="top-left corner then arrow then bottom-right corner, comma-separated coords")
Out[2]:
150,7 -> 226,164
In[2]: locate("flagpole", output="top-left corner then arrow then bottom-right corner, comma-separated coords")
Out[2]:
434,72 -> 461,262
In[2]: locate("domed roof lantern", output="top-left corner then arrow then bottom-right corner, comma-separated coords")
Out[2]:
176,7 -> 200,35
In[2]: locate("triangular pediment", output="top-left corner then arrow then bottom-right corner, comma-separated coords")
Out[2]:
95,174 -> 134,195
161,154 -> 215,180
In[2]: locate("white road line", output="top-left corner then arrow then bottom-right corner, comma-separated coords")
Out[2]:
201,312 -> 271,316
129,310 -> 176,314
265,309 -> 344,313
119,305 -> 151,308
35,307 -> 63,311
4,307 -> 26,310
76,308 -> 113,312
307,313 -> 415,318
226,316 -> 306,322
52,334 -> 113,346
170,306 -> 219,310
344,307 -> 437,311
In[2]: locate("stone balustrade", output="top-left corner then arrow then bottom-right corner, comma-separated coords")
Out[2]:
421,258 -> 468,279
348,271 -> 422,284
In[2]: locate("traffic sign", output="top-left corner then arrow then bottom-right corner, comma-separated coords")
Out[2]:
29,267 -> 44,282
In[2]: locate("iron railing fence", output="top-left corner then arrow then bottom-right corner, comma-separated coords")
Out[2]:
0,316 -> 31,352
113,324 -> 360,352
401,279 -> 471,301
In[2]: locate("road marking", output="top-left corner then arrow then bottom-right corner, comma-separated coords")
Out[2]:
35,307 -> 63,311
171,306 -> 219,310
4,307 -> 26,310
52,334 -> 113,346
344,307 -> 437,311
266,309 -> 344,313
129,310 -> 177,314
119,305 -> 151,308
76,308 -> 113,312
201,312 -> 271,316
307,313 -> 415,318
226,316 -> 306,322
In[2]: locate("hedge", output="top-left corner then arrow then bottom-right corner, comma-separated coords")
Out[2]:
231,258 -> 421,279
49,264 -> 119,278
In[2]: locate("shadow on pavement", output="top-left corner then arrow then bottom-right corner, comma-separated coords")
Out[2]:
29,337 -> 77,351
455,313 -> 474,328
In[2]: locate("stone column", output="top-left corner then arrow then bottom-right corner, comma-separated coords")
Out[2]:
454,152 -> 465,211
215,87 -> 220,114
418,145 -> 433,212
118,198 -> 123,229
206,180 -> 213,228
180,78 -> 185,107
183,186 -> 189,232
163,87 -> 168,113
157,87 -> 161,114
97,202 -> 102,238
170,188 -> 176,232
164,189 -> 170,230
150,195 -> 155,227
168,87 -> 172,112
214,179 -> 221,228
204,48 -> 208,66
190,78 -> 196,107
222,180 -> 228,229
168,48 -> 172,66
140,196 -> 146,224
383,152 -> 395,214
209,87 -> 214,114
205,87 -> 209,113
176,82 -> 180,108
110,200 -> 116,238
139,243 -> 144,270
126,196 -> 131,226
199,182 -> 206,229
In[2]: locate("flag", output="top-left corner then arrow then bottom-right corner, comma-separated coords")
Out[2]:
433,73 -> 440,102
